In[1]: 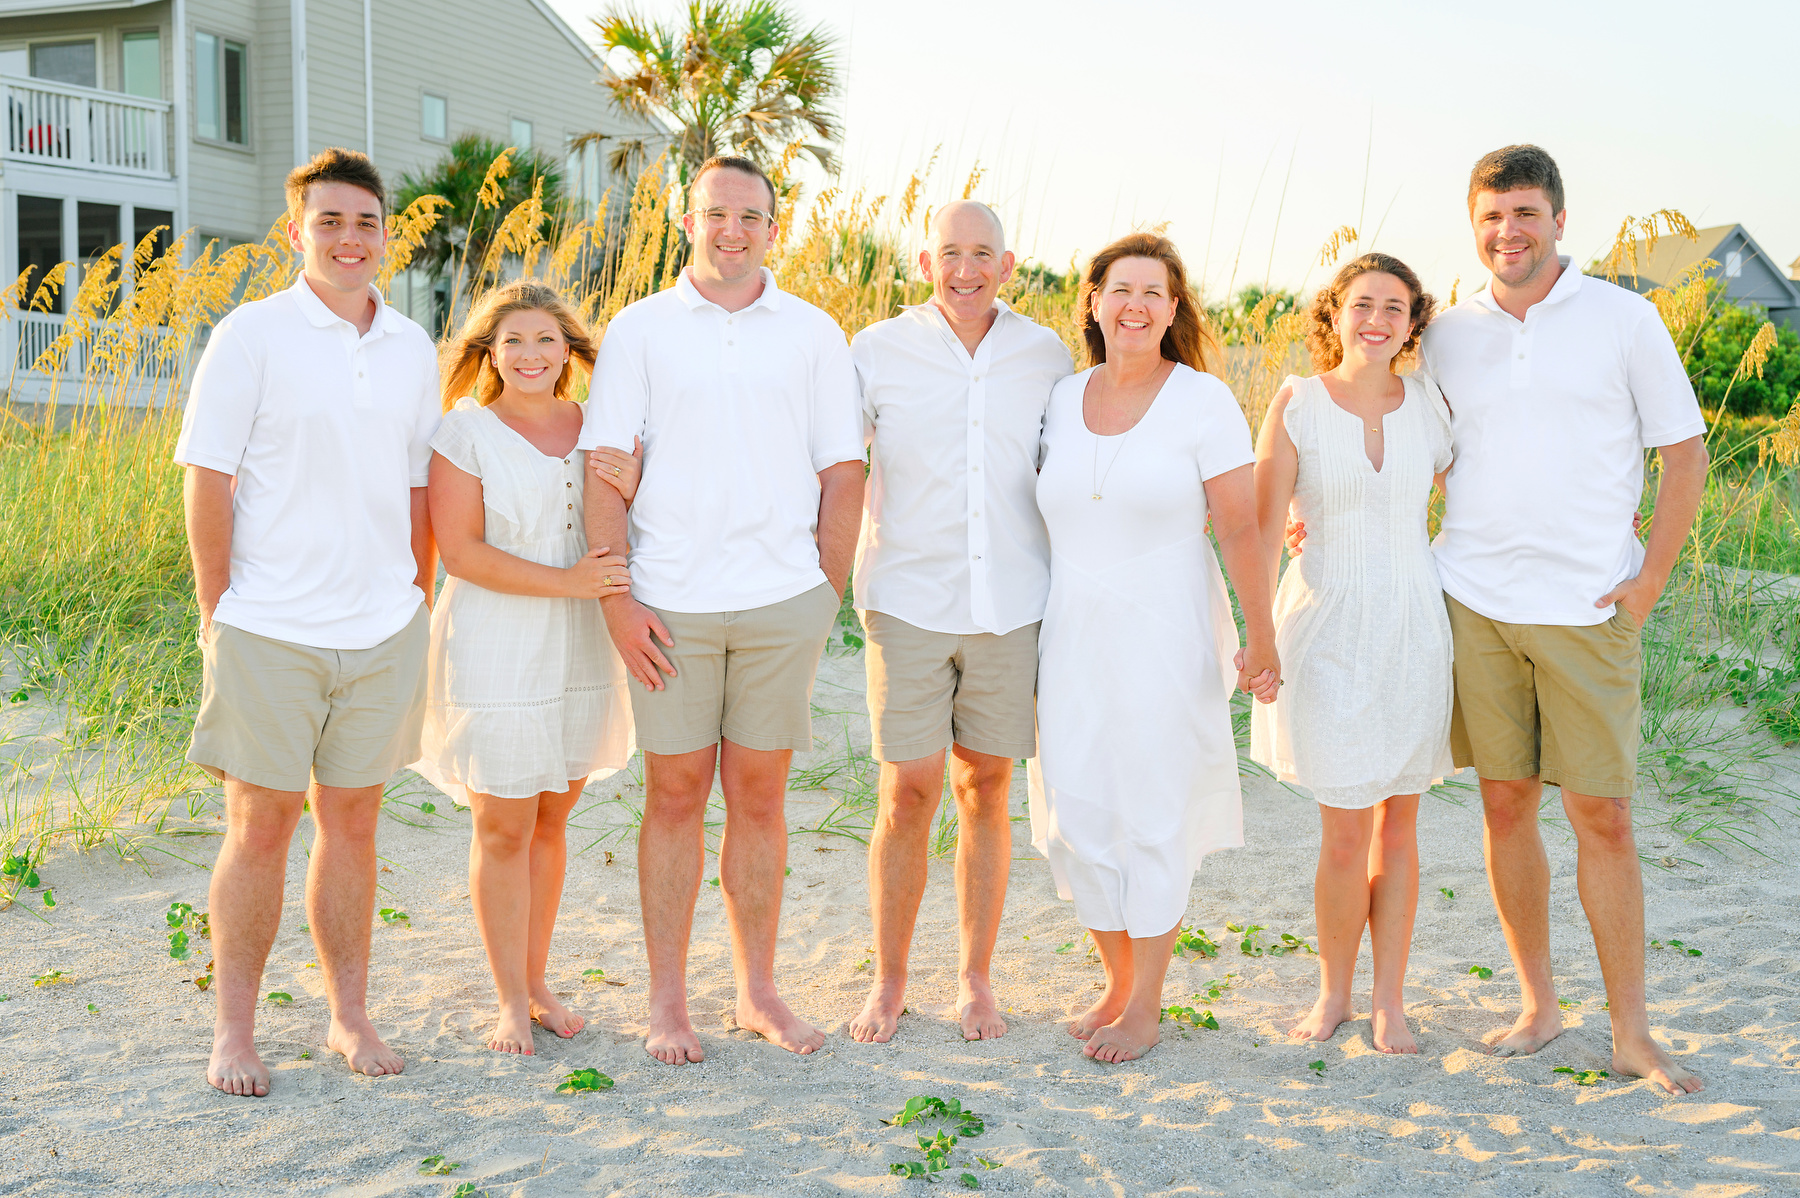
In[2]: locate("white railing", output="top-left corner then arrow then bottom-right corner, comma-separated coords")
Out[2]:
0,74 -> 171,177
11,311 -> 186,384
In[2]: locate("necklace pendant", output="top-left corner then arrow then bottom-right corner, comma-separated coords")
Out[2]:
1091,493 -> 1102,501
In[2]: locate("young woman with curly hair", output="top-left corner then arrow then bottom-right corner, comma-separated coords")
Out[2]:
1248,252 -> 1450,1055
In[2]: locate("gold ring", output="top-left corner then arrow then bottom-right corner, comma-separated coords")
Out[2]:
603,576 -> 614,586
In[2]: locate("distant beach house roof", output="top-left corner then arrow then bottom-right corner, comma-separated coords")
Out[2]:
1589,224 -> 1800,327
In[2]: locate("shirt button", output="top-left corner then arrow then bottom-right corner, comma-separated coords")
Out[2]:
971,466 -> 979,473
727,340 -> 735,346
972,554 -> 981,561
972,420 -> 980,426
1517,353 -> 1525,359
972,511 -> 980,517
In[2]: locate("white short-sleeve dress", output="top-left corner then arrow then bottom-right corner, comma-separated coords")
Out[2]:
1249,373 -> 1455,808
1028,363 -> 1254,937
412,397 -> 634,799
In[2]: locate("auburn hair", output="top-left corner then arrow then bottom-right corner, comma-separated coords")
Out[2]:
439,280 -> 597,410
1078,232 -> 1221,375
1305,252 -> 1434,373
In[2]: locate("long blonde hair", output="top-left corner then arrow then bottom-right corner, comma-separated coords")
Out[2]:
439,279 -> 598,410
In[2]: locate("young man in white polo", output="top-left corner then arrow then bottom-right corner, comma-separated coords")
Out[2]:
1424,145 -> 1707,1095
177,148 -> 440,1097
845,201 -> 1071,1044
581,154 -> 865,1064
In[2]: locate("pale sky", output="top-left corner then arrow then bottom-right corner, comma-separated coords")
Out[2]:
549,0 -> 1800,303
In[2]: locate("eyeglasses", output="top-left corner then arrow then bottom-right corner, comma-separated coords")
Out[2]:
693,206 -> 774,231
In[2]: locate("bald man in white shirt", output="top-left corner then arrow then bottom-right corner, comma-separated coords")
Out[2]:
847,201 -> 1073,1043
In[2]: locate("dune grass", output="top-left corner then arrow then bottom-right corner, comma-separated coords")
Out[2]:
0,153 -> 1797,903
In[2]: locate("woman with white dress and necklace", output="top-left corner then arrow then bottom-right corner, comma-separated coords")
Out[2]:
1031,233 -> 1279,1064
1250,253 -> 1450,1054
416,280 -> 640,1054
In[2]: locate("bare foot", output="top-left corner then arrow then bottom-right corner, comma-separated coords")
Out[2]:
1068,988 -> 1128,1040
849,977 -> 905,1044
1487,1008 -> 1563,1057
1370,1005 -> 1418,1054
208,1026 -> 271,1097
490,1004 -> 536,1055
1613,1034 -> 1704,1096
1083,1007 -> 1160,1063
1290,993 -> 1354,1042
958,975 -> 1007,1041
645,1000 -> 704,1065
530,989 -> 585,1039
327,1015 -> 405,1077
736,991 -> 825,1056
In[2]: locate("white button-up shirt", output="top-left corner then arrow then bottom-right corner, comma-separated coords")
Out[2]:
579,267 -> 864,613
173,275 -> 439,649
1424,257 -> 1705,626
851,301 -> 1073,634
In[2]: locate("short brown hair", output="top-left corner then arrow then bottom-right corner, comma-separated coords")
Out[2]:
1078,232 -> 1221,375
1467,144 -> 1563,215
690,154 -> 778,212
1306,252 -> 1434,373
286,147 -> 387,222
440,280 -> 598,410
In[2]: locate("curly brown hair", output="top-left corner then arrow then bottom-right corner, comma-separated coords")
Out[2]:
1078,232 -> 1222,375
440,279 -> 597,410
1305,253 -> 1434,373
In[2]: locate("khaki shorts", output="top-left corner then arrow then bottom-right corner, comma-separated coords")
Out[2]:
1446,594 -> 1641,798
190,605 -> 429,793
633,582 -> 839,756
860,611 -> 1039,763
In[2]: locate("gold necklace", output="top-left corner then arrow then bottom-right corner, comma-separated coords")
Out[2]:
1091,426 -> 1133,500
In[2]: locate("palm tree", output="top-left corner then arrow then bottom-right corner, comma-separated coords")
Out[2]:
394,133 -> 565,282
581,1 -> 842,186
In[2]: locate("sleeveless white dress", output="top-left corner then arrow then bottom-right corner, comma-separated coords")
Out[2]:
1250,374 -> 1454,808
412,397 -> 634,799
1028,364 -> 1254,937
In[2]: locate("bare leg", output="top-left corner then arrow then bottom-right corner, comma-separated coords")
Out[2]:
719,739 -> 823,1055
309,783 -> 403,1076
1085,924 -> 1181,1063
526,780 -> 586,1038
207,777 -> 305,1097
1563,790 -> 1703,1095
1070,929 -> 1133,1039
1292,805 -> 1373,1042
639,746 -> 716,1065
1367,795 -> 1420,1054
949,746 -> 1013,1040
468,789 -> 540,1053
1480,775 -> 1564,1056
849,752 -> 945,1043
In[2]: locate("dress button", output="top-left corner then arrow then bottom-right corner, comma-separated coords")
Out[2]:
567,503 -> 573,510
567,523 -> 572,530
566,481 -> 572,488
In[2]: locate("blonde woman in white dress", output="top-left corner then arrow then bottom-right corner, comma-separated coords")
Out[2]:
416,281 -> 639,1054
1250,253 -> 1450,1054
1031,233 -> 1279,1064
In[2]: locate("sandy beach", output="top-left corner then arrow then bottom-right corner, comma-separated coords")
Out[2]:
3,648 -> 1798,1197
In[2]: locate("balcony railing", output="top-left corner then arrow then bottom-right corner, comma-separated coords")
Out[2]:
12,310 -> 185,384
1,74 -> 171,177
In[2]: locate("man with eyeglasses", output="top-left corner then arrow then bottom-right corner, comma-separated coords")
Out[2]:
845,201 -> 1072,1044
579,154 -> 865,1064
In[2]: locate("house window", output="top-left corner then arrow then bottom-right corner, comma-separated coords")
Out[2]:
510,117 -> 533,149
30,40 -> 96,88
17,195 -> 65,314
1725,251 -> 1743,278
121,31 -> 160,100
421,93 -> 448,141
195,32 -> 248,145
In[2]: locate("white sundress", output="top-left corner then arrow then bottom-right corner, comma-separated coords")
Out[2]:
1028,364 -> 1254,937
412,397 -> 634,800
1250,373 -> 1455,809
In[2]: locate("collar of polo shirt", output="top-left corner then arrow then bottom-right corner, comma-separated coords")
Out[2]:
674,266 -> 783,314
904,296 -> 1019,330
1470,254 -> 1583,317
287,272 -> 394,336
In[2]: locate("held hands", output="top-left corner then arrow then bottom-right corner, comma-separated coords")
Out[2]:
599,592 -> 676,690
1233,646 -> 1281,704
565,547 -> 632,600
1284,518 -> 1307,557
589,437 -> 643,503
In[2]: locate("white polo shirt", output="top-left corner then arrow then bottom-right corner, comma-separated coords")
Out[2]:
1423,257 -> 1705,626
578,268 -> 864,614
173,274 -> 440,650
852,301 -> 1072,635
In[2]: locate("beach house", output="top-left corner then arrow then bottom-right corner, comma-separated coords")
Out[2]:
1594,223 -> 1800,331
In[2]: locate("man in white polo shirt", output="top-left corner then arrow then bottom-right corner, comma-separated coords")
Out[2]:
845,201 -> 1071,1044
176,149 -> 440,1097
580,154 -> 864,1064
1424,145 -> 1707,1095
